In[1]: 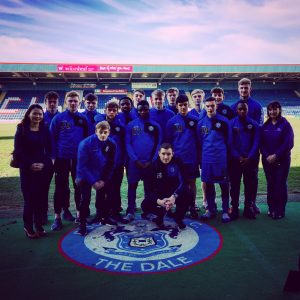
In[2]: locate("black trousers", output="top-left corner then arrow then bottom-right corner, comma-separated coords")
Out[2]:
79,180 -> 115,223
229,159 -> 258,209
20,166 -> 53,229
94,165 -> 124,215
53,158 -> 81,214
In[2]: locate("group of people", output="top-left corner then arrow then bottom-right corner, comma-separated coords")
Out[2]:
13,77 -> 294,239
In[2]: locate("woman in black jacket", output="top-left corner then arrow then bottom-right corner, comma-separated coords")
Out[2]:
14,104 -> 53,238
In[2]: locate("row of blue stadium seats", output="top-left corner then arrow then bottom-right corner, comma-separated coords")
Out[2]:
1,89 -> 299,110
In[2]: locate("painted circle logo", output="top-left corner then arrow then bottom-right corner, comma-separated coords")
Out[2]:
59,217 -> 222,274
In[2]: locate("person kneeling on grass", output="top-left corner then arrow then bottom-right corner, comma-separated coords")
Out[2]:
76,121 -> 116,236
141,143 -> 193,229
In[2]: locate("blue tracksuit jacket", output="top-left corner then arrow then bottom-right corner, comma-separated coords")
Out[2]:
50,109 -> 88,159
165,113 -> 199,165
231,97 -> 264,126
44,111 -> 59,129
197,113 -> 231,164
82,109 -> 99,136
126,117 -> 162,163
260,117 -> 294,161
150,107 -> 175,139
76,135 -> 116,185
230,116 -> 260,160
94,114 -> 126,166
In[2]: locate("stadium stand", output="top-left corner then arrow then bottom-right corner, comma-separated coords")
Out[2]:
0,88 -> 299,121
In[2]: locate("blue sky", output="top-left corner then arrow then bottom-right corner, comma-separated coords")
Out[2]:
0,0 -> 299,64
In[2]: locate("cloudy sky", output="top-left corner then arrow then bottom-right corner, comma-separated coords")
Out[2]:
0,0 -> 299,64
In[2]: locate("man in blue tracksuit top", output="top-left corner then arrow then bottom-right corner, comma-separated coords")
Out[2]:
118,96 -> 134,125
229,101 -> 260,220
189,89 -> 206,119
82,93 -> 99,136
165,87 -> 179,114
50,90 -> 88,231
44,91 -> 60,129
150,89 -> 175,141
42,91 -> 60,224
165,94 -> 200,219
94,101 -> 126,223
78,93 -> 100,219
125,100 -> 162,222
231,78 -> 264,214
130,89 -> 146,120
76,121 -> 116,236
197,96 -> 232,223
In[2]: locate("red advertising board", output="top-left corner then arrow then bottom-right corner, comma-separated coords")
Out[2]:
57,64 -> 133,72
95,89 -> 127,94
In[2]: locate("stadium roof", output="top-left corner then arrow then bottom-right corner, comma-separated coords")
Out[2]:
0,63 -> 299,85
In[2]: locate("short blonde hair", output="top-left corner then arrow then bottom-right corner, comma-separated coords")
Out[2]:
65,90 -> 80,99
191,89 -> 205,97
238,78 -> 251,86
152,89 -> 165,97
95,120 -> 110,131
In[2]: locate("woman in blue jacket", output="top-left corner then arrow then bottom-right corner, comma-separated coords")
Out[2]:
14,104 -> 53,238
261,101 -> 294,219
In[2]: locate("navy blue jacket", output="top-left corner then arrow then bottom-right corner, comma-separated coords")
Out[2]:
166,104 -> 178,114
50,109 -> 88,159
94,114 -> 126,166
150,107 -> 175,140
126,117 -> 162,163
188,108 -> 205,120
197,113 -> 231,164
165,113 -> 199,165
76,135 -> 116,185
82,109 -> 99,136
231,97 -> 264,126
230,116 -> 260,161
145,156 -> 187,199
260,117 -> 294,161
44,111 -> 59,129
118,111 -> 134,125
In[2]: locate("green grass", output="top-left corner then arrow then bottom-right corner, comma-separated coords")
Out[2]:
1,119 -> 299,217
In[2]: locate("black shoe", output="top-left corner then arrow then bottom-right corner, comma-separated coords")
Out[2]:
272,214 -> 284,220
24,227 -> 37,239
243,207 -> 256,219
189,209 -> 199,220
74,217 -> 80,224
88,214 -> 102,224
253,203 -> 261,214
153,217 -> 165,228
112,214 -> 128,224
62,209 -> 75,222
175,219 -> 186,230
36,226 -> 46,237
101,217 -> 118,226
42,215 -> 48,226
51,218 -> 63,231
229,208 -> 239,220
77,223 -> 87,236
